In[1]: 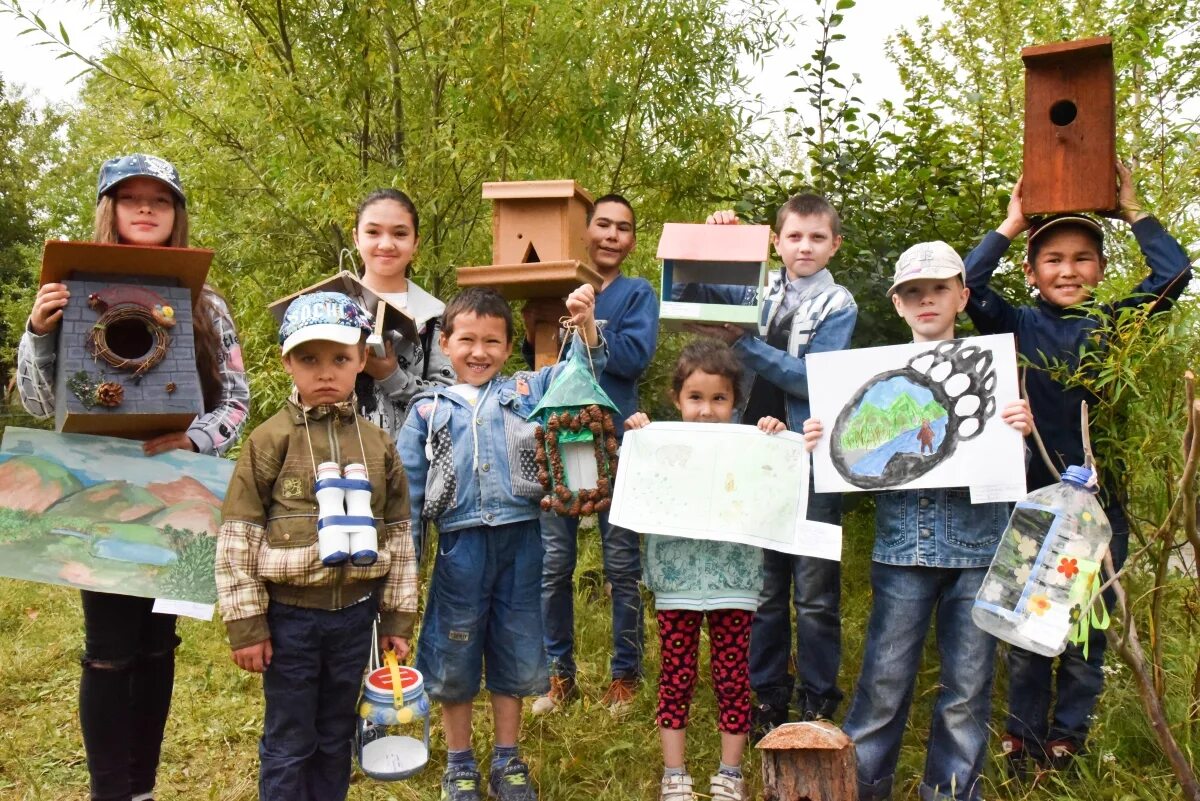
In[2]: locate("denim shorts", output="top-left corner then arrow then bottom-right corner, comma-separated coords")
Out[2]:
416,520 -> 549,702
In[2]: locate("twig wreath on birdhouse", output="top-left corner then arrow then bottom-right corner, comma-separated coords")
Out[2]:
528,324 -> 620,518
86,286 -> 177,379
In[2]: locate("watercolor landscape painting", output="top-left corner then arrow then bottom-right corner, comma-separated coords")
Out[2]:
0,427 -> 232,603
835,374 -> 950,481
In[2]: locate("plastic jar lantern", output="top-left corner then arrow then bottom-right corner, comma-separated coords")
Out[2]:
972,465 -> 1113,656
356,650 -> 430,781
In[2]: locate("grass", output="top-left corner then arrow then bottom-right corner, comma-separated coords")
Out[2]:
0,500 -> 1194,800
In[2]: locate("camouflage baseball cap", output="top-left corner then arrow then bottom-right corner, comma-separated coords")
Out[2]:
96,154 -> 186,206
279,291 -> 374,355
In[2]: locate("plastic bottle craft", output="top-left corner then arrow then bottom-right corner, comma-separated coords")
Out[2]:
527,356 -> 621,518
357,633 -> 430,781
972,464 -> 1113,656
315,461 -> 377,566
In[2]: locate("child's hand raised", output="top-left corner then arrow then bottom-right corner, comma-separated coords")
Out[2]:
802,417 -> 824,452
232,638 -> 273,673
1000,399 -> 1032,436
997,176 -> 1030,240
624,412 -> 651,431
706,209 -> 739,225
1115,161 -> 1148,224
565,283 -> 599,345
757,416 -> 786,434
29,282 -> 70,336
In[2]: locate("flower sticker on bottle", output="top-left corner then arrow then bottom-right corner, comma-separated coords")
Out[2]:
1029,594 -> 1052,616
1057,557 -> 1079,580
1016,533 -> 1039,561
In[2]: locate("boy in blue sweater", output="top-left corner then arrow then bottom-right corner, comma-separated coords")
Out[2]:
684,194 -> 857,734
521,194 -> 660,713
400,285 -> 605,801
964,163 -> 1192,770
804,242 -> 1032,801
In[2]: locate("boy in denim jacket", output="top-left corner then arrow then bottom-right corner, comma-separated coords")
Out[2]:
964,165 -> 1192,769
398,285 -> 604,801
804,242 -> 1032,801
682,194 -> 856,732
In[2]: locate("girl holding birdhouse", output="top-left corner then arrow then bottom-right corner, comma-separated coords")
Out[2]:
15,154 -> 250,801
351,189 -> 455,435
628,339 -> 782,801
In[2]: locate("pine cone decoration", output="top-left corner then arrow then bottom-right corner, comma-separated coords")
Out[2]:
602,414 -> 615,433
555,485 -> 573,501
581,501 -> 595,515
548,413 -> 560,431
95,382 -> 125,407
535,427 -> 546,443
595,498 -> 611,513
540,496 -> 553,512
589,422 -> 603,436
605,436 -> 618,455
579,409 -> 592,425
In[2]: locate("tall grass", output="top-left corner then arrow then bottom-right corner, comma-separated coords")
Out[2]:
0,502 -> 1190,799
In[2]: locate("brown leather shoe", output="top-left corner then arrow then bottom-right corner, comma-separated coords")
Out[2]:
600,676 -> 639,712
530,675 -> 578,716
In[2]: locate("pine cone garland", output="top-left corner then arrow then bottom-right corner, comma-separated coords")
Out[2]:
540,496 -> 553,512
581,501 -> 595,515
95,382 -> 124,407
595,498 -> 611,513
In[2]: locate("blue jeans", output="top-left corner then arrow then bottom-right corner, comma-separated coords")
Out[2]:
749,488 -> 843,717
540,510 -> 644,680
844,564 -> 995,801
1006,504 -> 1129,752
259,598 -> 376,801
418,521 -> 550,701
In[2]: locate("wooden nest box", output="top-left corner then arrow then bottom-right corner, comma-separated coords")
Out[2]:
41,240 -> 212,437
658,222 -> 772,331
758,721 -> 858,801
1021,36 -> 1116,215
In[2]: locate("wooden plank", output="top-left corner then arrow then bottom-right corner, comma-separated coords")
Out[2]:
482,180 -> 594,203
267,270 -> 419,343
455,260 -> 602,300
60,411 -> 198,439
40,241 -> 213,306
1021,36 -> 1112,63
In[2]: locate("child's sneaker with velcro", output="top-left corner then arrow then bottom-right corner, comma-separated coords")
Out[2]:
709,772 -> 748,801
660,773 -> 696,801
488,757 -> 537,800
442,767 -> 483,801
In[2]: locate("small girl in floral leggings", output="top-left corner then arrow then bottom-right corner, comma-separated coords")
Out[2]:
625,340 -> 782,801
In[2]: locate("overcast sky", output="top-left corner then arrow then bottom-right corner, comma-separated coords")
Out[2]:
0,0 -> 943,111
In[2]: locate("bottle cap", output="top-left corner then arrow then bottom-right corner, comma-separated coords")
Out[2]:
1061,465 -> 1098,492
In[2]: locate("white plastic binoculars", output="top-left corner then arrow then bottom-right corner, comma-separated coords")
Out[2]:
315,462 -> 378,566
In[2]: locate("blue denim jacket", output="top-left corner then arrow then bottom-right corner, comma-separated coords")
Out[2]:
675,269 -> 857,433
873,488 -> 1009,569
398,335 -> 608,535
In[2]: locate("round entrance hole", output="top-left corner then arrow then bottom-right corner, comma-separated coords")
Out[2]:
105,318 -> 155,360
1049,100 -> 1078,127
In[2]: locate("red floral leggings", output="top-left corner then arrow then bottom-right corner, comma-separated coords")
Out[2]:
656,608 -> 752,734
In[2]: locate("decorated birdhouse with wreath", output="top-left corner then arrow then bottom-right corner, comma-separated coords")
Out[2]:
42,240 -> 212,436
528,358 -> 621,518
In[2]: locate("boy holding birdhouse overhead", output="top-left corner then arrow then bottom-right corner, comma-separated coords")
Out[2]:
399,283 -> 606,801
964,163 -> 1192,772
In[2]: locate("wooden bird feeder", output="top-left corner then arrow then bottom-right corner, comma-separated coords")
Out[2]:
658,223 -> 772,331
269,270 -> 418,356
40,240 -> 212,437
758,721 -> 858,801
456,180 -> 603,368
1021,36 -> 1116,215
529,359 -> 620,518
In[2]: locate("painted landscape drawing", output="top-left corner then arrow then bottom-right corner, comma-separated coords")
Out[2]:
0,427 -> 233,603
835,374 -> 949,480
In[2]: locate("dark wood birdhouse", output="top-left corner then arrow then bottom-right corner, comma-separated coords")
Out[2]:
758,721 -> 858,801
1021,36 -> 1116,215
456,180 -> 603,368
42,241 -> 212,437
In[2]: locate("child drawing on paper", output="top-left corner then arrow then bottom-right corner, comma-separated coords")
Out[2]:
627,339 -> 782,801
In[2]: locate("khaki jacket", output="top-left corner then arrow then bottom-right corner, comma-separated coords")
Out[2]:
216,394 -> 417,650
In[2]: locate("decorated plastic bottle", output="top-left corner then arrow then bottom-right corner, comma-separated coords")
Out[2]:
315,461 -> 351,565
972,465 -> 1113,657
343,463 -> 378,566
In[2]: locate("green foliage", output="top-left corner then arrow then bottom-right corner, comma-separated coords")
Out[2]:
160,534 -> 217,601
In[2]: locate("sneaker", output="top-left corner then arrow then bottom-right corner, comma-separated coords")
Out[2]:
1000,734 -> 1030,779
599,676 -> 639,712
1046,738 -> 1080,770
488,757 -> 538,800
750,702 -> 788,745
660,773 -> 696,801
442,767 -> 483,801
709,773 -> 748,801
530,675 -> 578,716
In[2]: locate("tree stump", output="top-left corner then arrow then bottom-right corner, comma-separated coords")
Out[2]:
757,721 -> 857,801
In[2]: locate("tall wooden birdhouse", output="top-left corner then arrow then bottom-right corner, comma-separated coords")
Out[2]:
658,223 -> 772,331
758,721 -> 858,801
528,359 -> 620,518
42,241 -> 212,437
456,180 -> 603,368
1021,36 -> 1116,215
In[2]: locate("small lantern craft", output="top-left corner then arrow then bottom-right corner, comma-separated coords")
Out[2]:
42,240 -> 212,437
657,222 -> 772,331
527,358 -> 620,517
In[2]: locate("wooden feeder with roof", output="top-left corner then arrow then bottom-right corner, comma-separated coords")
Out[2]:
456,180 -> 603,368
1021,36 -> 1117,215
657,222 -> 772,331
268,271 -> 418,357
41,240 -> 212,438
757,721 -> 857,801
528,358 -> 620,518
